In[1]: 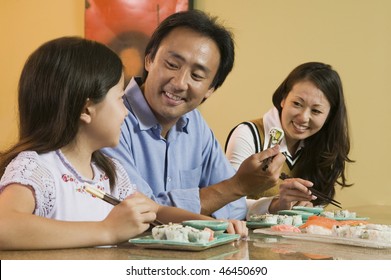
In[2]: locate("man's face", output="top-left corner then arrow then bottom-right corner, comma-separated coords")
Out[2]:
144,27 -> 220,132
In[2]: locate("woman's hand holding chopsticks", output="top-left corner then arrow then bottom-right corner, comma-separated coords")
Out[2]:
268,176 -> 316,213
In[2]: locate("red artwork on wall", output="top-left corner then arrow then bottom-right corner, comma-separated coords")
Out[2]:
85,0 -> 191,83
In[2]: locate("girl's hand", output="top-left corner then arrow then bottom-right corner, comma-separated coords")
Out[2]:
225,219 -> 248,238
101,192 -> 158,244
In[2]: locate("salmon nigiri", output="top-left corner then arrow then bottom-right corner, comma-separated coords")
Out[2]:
300,216 -> 367,230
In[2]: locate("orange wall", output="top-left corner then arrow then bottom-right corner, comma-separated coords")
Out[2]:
0,0 -> 84,149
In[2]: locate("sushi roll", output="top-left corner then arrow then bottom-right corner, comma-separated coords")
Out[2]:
152,223 -> 214,243
248,214 -> 278,224
152,225 -> 167,240
320,211 -> 334,219
333,209 -> 356,219
165,225 -> 190,242
292,215 -> 303,226
277,215 -> 293,225
187,226 -> 213,243
304,225 -> 333,235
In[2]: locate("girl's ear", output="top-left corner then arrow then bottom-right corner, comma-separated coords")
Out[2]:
80,98 -> 94,124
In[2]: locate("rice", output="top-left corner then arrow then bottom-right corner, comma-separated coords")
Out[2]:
152,223 -> 213,243
321,209 -> 356,219
332,224 -> 391,243
248,214 -> 278,223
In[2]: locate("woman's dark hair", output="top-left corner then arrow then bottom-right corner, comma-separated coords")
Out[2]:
273,62 -> 354,203
143,9 -> 235,90
0,36 -> 123,189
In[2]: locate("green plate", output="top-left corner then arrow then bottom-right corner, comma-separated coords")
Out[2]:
292,206 -> 324,214
333,217 -> 369,221
246,221 -> 277,229
182,220 -> 229,231
278,209 -> 316,219
129,233 -> 240,251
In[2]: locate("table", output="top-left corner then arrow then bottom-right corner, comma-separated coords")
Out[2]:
1,205 -> 391,260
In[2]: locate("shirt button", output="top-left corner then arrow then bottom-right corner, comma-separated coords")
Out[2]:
167,177 -> 171,182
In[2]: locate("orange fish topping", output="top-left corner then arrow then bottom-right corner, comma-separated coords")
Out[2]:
299,215 -> 367,230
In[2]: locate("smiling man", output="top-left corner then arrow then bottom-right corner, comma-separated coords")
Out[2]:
103,9 -> 285,220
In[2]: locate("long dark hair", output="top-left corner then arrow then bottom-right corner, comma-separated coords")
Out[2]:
143,9 -> 235,91
0,37 -> 123,189
273,62 -> 354,203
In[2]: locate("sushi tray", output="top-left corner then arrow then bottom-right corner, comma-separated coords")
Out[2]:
247,207 -> 369,229
246,213 -> 304,229
129,233 -> 240,251
253,228 -> 391,249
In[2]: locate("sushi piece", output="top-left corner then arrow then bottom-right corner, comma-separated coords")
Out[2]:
188,227 -> 214,243
151,223 -> 214,243
269,127 -> 284,146
332,223 -> 391,243
334,209 -> 356,219
320,211 -> 335,219
299,216 -> 340,231
292,215 -> 303,226
152,225 -> 167,240
277,215 -> 293,225
321,209 -> 357,219
165,225 -> 190,242
300,216 -> 368,235
248,214 -> 278,224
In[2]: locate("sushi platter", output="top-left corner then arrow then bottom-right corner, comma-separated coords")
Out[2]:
248,207 -> 368,227
253,228 -> 391,249
129,221 -> 240,251
252,213 -> 391,249
247,212 -> 305,229
129,233 -> 240,251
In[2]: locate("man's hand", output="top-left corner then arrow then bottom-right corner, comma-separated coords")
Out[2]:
234,145 -> 285,197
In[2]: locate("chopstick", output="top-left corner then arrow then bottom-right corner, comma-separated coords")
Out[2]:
279,173 -> 342,209
84,183 -> 164,226
85,183 -> 121,205
261,135 -> 274,171
261,136 -> 284,171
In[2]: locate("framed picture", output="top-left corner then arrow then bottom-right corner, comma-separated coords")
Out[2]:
85,0 -> 192,83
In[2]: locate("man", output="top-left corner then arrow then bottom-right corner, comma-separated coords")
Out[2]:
104,9 -> 284,220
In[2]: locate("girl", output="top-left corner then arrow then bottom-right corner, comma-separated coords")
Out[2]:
225,62 -> 353,217
0,37 -> 246,250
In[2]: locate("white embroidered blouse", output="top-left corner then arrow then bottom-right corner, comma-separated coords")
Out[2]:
0,150 -> 136,221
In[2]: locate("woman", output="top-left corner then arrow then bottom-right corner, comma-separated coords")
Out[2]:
225,62 -> 353,217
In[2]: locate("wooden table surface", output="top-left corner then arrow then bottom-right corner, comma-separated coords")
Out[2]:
1,205 -> 391,260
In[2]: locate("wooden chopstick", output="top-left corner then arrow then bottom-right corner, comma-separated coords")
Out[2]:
279,173 -> 342,209
262,135 -> 283,171
151,219 -> 164,227
85,183 -> 165,226
309,188 -> 341,206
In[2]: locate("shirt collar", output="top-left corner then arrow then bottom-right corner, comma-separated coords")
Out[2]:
124,77 -> 190,134
263,107 -> 304,157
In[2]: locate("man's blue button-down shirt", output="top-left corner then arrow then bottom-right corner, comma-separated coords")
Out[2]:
103,78 -> 247,220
